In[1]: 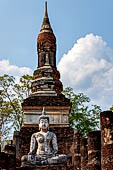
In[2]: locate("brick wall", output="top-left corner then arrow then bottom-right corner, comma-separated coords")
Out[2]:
0,150 -> 16,169
1,111 -> 113,170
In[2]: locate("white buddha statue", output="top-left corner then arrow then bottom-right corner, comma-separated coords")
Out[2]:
21,108 -> 67,166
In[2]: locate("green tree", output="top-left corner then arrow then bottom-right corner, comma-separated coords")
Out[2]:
0,74 -> 33,144
62,87 -> 101,136
110,106 -> 113,111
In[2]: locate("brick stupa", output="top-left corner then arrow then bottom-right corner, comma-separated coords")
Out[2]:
12,3 -> 75,170
13,3 -> 75,168
22,1 -> 71,128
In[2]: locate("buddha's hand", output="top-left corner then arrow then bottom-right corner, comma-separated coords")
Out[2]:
46,154 -> 53,158
27,153 -> 35,161
52,149 -> 58,156
28,152 -> 34,155
28,152 -> 35,156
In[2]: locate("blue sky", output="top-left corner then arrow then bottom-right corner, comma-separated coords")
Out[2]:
0,0 -> 113,68
0,0 -> 113,110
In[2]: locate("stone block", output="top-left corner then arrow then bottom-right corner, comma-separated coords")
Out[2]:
80,138 -> 88,170
88,131 -> 101,170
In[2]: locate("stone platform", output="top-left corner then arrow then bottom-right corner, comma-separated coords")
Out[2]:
17,164 -> 74,170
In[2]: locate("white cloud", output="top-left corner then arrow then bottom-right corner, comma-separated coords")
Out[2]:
0,59 -> 33,79
58,34 -> 113,110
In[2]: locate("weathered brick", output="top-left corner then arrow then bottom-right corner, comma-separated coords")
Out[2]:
100,111 -> 113,170
88,131 -> 101,170
80,138 -> 88,170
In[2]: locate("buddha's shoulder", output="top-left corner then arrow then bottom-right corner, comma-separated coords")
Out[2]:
48,131 -> 56,137
31,132 -> 40,137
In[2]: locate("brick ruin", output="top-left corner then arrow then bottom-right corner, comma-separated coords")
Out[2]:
0,2 -> 113,170
0,111 -> 113,169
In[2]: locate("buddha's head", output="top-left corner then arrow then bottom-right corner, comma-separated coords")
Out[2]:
39,107 -> 49,131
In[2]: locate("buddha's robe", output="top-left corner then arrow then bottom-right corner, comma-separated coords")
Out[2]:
29,131 -> 58,157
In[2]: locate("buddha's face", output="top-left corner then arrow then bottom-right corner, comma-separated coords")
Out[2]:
39,118 -> 49,131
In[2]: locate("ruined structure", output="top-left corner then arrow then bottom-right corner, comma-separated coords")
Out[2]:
88,131 -> 101,170
100,111 -> 113,170
22,1 -> 71,128
14,1 -> 74,169
0,1 -> 113,170
80,138 -> 88,170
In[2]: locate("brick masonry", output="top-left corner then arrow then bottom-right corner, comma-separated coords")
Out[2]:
80,138 -> 88,170
22,94 -> 71,107
100,111 -> 113,170
1,111 -> 113,169
88,131 -> 101,170
0,148 -> 16,170
72,130 -> 81,170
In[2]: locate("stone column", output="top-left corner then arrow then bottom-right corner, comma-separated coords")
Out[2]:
88,131 -> 101,170
73,129 -> 81,170
13,131 -> 20,159
100,111 -> 113,170
80,138 -> 88,170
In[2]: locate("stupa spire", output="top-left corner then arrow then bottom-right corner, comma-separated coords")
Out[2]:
37,0 -> 57,68
45,1 -> 48,18
40,1 -> 53,33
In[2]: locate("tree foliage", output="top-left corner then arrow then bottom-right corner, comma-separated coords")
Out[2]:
62,87 -> 101,136
0,74 -> 33,143
110,106 -> 113,111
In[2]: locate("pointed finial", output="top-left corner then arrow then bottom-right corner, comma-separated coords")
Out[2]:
45,1 -> 48,18
40,0 -> 53,33
42,107 -> 46,115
